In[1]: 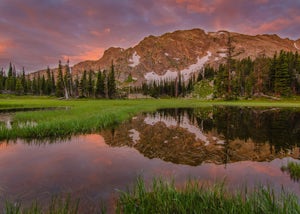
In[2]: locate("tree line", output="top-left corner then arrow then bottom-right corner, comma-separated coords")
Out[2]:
214,50 -> 300,99
134,50 -> 300,98
0,61 -> 117,99
1,50 -> 299,99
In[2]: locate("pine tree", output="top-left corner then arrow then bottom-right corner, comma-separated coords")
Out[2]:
46,66 -> 52,95
56,60 -> 64,97
275,51 -> 291,96
253,54 -> 270,95
268,53 -> 278,93
107,62 -> 116,98
27,77 -> 32,94
51,71 -> 56,94
41,75 -> 46,95
87,70 -> 93,97
96,70 -> 105,98
37,74 -> 42,95
214,64 -> 228,98
32,76 -> 38,95
0,68 -> 4,92
5,62 -> 13,91
79,70 -> 87,97
21,67 -> 27,94
64,60 -> 72,98
15,78 -> 24,95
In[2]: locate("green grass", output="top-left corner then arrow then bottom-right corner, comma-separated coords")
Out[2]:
4,195 -> 80,214
281,162 -> 300,181
4,178 -> 300,214
1,96 -> 300,140
116,178 -> 300,214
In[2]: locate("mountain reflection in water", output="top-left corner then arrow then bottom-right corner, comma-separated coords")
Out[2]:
1,107 -> 300,213
102,107 -> 300,166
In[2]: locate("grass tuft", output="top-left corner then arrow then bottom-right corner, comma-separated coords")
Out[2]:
116,177 -> 300,214
281,161 -> 300,181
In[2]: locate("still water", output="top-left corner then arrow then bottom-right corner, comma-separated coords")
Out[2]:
0,106 -> 300,212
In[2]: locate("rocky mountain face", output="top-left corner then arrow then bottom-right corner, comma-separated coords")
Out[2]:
101,108 -> 300,166
31,28 -> 300,85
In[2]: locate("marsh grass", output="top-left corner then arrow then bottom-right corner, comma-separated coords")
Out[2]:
4,195 -> 80,214
1,97 -> 300,140
116,177 -> 300,214
4,178 -> 300,214
281,162 -> 300,181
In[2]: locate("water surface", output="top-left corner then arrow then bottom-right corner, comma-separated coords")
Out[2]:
0,106 -> 299,213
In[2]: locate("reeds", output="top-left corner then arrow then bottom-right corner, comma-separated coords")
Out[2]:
4,177 -> 300,214
116,177 -> 300,214
281,161 -> 300,181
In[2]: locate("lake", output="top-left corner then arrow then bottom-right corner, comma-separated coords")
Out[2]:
0,106 -> 300,213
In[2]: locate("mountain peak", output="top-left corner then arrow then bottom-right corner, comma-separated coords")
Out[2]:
32,28 -> 299,85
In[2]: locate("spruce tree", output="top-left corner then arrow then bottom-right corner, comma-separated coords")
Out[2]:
108,62 -> 116,98
0,68 -> 4,92
46,66 -> 52,95
21,67 -> 27,94
79,70 -> 87,97
275,51 -> 291,96
15,78 -> 24,95
268,53 -> 278,93
32,76 -> 37,95
87,70 -> 93,97
56,60 -> 64,97
96,70 -> 105,98
64,61 -> 72,98
5,62 -> 13,91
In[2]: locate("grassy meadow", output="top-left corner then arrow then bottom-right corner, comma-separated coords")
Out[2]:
1,95 -> 300,140
2,95 -> 300,213
4,178 -> 300,214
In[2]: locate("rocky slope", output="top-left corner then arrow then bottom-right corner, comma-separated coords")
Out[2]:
101,110 -> 300,166
31,28 -> 300,85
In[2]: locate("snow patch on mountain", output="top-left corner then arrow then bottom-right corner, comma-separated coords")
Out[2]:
181,51 -> 211,81
128,129 -> 140,145
144,70 -> 177,82
144,113 -> 210,145
144,51 -> 211,82
219,53 -> 227,58
294,43 -> 300,50
129,51 -> 140,67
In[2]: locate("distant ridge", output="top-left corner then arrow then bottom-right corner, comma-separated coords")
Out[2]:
30,28 -> 300,85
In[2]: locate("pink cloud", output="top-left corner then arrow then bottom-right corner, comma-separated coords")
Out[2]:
175,0 -> 219,14
0,39 -> 15,55
254,0 -> 269,4
241,15 -> 300,36
62,47 -> 105,63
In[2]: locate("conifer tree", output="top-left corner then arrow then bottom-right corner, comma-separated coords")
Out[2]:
79,70 -> 87,97
51,71 -> 56,94
96,70 -> 105,98
0,68 -> 4,92
64,60 -> 72,98
15,78 -> 24,95
87,70 -> 93,97
107,62 -> 116,98
56,60 -> 64,97
46,66 -> 52,95
275,51 -> 291,96
21,67 -> 27,94
5,62 -> 13,91
32,76 -> 38,95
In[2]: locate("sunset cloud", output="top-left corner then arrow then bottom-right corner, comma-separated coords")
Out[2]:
0,0 -> 299,72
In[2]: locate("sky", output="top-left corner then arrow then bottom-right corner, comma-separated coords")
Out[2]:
0,0 -> 300,73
